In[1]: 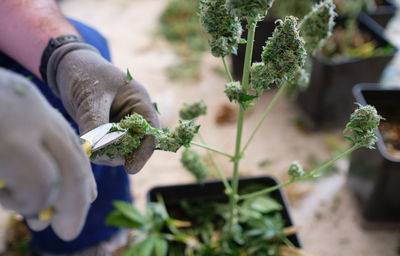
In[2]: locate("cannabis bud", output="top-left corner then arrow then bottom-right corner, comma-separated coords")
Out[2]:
200,0 -> 242,57
157,120 -> 200,152
259,16 -> 306,87
91,114 -> 200,160
250,62 -> 271,93
91,114 -> 160,159
285,67 -> 310,95
224,81 -> 243,103
179,100 -> 207,120
181,149 -> 211,183
299,0 -> 337,54
227,0 -> 275,22
344,104 -> 383,149
288,161 -> 305,179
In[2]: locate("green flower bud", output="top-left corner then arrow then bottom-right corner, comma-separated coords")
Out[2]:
224,81 -> 243,103
227,0 -> 275,22
299,0 -> 337,54
91,114 -> 160,159
250,62 -> 272,93
200,0 -> 242,57
179,100 -> 208,120
181,149 -> 211,183
286,67 -> 310,95
288,161 -> 305,179
344,104 -> 383,149
157,120 -> 200,152
91,114 -> 200,159
261,16 -> 306,86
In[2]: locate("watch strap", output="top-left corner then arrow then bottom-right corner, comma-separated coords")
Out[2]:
39,35 -> 82,83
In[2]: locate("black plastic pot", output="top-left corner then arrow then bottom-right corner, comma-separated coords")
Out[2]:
296,15 -> 396,130
231,18 -> 277,80
348,83 -> 400,222
148,176 -> 302,248
363,0 -> 397,28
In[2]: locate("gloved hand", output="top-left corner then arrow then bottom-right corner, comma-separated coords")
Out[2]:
0,68 -> 97,241
45,41 -> 160,174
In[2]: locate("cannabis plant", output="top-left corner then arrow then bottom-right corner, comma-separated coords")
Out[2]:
102,0 -> 384,255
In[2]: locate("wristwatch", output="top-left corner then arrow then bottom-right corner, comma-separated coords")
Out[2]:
39,34 -> 82,83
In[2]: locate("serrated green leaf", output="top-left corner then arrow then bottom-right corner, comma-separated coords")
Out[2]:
113,201 -> 146,225
105,210 -> 142,228
154,237 -> 168,256
126,68 -> 133,83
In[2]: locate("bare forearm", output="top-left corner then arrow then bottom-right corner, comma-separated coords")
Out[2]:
0,0 -> 80,79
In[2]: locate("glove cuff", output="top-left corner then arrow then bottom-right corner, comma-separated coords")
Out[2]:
41,36 -> 100,97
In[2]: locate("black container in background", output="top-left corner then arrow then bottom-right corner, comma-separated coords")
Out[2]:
348,83 -> 400,222
148,176 -> 302,248
231,18 -> 276,80
296,15 -> 396,130
364,0 -> 397,28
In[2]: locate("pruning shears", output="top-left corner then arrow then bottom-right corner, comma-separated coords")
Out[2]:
0,123 -> 127,220
80,123 -> 127,157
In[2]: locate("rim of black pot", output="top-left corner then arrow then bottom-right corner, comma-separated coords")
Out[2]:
353,83 -> 400,163
314,13 -> 398,66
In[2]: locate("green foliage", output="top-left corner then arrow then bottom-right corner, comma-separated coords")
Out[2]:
299,0 -> 337,54
174,193 -> 287,255
107,201 -> 193,256
258,16 -> 307,87
269,0 -> 313,19
227,0 -> 275,22
200,0 -> 242,57
179,100 -> 207,120
343,104 -> 383,149
181,149 -> 211,183
287,161 -> 305,179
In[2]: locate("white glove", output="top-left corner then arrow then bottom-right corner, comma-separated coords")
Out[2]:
0,68 -> 97,241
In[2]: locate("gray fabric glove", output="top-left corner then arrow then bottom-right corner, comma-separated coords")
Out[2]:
46,42 -> 160,174
0,68 -> 97,241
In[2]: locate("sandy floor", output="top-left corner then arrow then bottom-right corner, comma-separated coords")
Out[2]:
1,0 -> 400,254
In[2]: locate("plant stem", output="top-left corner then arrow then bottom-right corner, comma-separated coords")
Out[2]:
241,22 -> 256,91
198,134 -> 232,192
307,144 -> 359,177
228,21 -> 257,231
241,83 -> 287,155
222,57 -> 234,82
190,141 -> 233,159
239,144 -> 360,200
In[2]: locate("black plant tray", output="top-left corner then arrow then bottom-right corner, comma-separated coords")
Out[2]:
296,14 -> 396,130
348,83 -> 400,223
148,176 -> 302,248
363,0 -> 397,28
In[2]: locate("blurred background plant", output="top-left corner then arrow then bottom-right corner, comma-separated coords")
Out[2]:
159,0 -> 208,81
